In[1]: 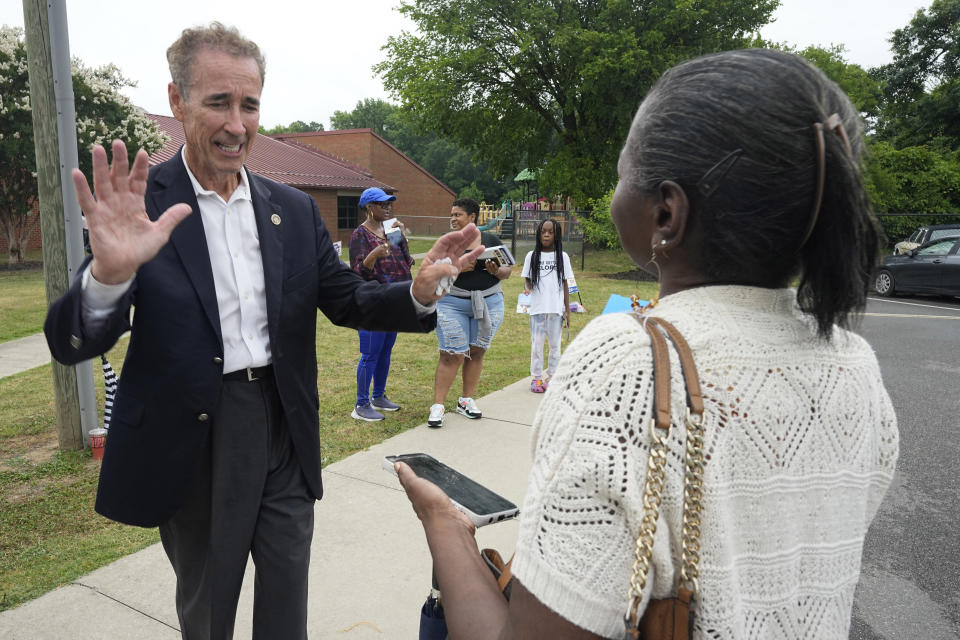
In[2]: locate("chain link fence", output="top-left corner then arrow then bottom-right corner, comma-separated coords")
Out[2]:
394,209 -> 588,270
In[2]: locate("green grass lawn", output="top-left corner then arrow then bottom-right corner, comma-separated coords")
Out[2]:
0,247 -> 657,611
0,267 -> 48,343
405,237 -> 437,256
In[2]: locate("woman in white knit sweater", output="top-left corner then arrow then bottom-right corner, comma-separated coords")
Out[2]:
394,48 -> 899,639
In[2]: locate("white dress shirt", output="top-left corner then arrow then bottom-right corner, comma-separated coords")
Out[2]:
80,150 -> 435,372
82,150 -> 269,374
182,153 -> 270,373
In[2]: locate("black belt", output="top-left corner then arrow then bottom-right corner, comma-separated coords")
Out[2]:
223,365 -> 273,382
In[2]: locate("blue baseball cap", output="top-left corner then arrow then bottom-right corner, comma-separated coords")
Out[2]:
359,187 -> 397,208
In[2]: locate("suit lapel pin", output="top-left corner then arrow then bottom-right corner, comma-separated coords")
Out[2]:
271,213 -> 281,226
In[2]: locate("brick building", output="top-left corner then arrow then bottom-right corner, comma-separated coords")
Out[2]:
271,129 -> 457,236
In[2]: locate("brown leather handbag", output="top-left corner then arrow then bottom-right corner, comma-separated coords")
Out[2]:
623,316 -> 706,640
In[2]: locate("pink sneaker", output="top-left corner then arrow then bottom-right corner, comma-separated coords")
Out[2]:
530,379 -> 545,393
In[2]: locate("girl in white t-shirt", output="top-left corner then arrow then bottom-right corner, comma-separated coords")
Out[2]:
521,219 -> 573,393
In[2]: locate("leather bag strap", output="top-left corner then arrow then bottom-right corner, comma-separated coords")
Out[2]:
624,314 -> 706,635
646,316 -> 673,432
646,317 -> 703,417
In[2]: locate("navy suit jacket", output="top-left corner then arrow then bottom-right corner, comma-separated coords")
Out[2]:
45,152 -> 434,527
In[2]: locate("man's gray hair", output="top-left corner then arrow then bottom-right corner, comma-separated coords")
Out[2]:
166,22 -> 266,97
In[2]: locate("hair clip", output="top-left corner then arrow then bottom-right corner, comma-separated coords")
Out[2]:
822,113 -> 853,158
696,148 -> 744,199
802,113 -> 854,249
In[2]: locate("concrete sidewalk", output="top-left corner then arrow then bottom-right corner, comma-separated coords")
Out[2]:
0,333 -> 53,379
0,375 -> 541,639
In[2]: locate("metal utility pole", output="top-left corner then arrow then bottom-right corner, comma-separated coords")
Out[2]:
23,0 -> 98,450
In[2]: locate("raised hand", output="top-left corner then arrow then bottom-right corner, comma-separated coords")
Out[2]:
75,140 -> 192,284
411,223 -> 484,305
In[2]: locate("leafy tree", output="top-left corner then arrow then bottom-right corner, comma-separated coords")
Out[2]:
0,26 -> 167,263
795,45 -> 882,119
865,141 -> 960,213
863,141 -> 960,245
375,0 -> 778,203
579,187 -> 621,249
873,0 -> 960,148
330,98 -> 394,137
458,182 -> 485,201
330,98 -> 514,203
258,120 -> 324,134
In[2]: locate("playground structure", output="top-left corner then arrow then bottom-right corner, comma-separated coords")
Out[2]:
477,201 -> 583,244
387,200 -> 586,270
474,201 -> 586,272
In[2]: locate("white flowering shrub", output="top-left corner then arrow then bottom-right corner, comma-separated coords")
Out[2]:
0,26 -> 168,263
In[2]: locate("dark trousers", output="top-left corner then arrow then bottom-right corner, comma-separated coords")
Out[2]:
159,376 -> 315,640
355,329 -> 397,406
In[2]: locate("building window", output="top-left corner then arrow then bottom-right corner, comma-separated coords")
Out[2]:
338,196 -> 360,229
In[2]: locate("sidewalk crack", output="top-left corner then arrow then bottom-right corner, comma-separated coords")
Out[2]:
71,581 -> 180,632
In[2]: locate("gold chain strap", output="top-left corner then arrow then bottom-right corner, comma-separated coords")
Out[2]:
625,318 -> 706,627
626,420 -> 671,623
679,408 -> 705,594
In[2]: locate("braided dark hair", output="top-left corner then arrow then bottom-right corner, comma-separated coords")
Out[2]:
529,219 -> 565,292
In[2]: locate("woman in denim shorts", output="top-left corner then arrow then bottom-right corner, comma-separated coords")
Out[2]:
427,198 -> 511,428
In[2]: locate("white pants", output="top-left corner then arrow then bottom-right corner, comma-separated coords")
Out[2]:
529,313 -> 563,379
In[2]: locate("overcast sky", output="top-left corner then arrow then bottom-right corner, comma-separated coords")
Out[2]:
2,0 -> 926,130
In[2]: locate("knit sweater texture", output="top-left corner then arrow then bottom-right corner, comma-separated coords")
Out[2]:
511,285 -> 899,639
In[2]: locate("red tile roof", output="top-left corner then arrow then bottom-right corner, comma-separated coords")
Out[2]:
147,114 -> 396,191
271,128 -> 456,197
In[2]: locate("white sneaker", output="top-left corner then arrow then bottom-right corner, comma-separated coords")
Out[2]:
456,397 -> 482,419
427,403 -> 445,428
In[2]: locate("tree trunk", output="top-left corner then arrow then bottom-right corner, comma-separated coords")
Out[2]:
3,224 -> 22,264
3,211 -> 36,264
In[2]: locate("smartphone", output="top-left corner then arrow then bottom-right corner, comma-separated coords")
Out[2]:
382,453 -> 519,527
477,245 -> 516,267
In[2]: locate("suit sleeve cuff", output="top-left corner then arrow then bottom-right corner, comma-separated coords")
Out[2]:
409,284 -> 437,317
81,264 -> 133,327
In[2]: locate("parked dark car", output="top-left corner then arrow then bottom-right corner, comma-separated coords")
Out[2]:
893,223 -> 960,255
875,236 -> 960,297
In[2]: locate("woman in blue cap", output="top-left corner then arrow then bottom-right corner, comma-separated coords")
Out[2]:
349,187 -> 414,421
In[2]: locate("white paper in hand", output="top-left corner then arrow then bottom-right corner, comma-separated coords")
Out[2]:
434,257 -> 454,296
382,218 -> 402,247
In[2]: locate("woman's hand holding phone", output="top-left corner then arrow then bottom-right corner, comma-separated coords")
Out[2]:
395,461 -> 476,534
385,453 -> 519,528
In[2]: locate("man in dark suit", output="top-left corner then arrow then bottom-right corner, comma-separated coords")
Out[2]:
44,22 -> 481,640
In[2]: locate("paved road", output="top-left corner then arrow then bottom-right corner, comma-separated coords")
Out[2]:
851,295 -> 960,640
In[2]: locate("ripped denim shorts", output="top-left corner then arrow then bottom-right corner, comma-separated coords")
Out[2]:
435,291 -> 505,354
